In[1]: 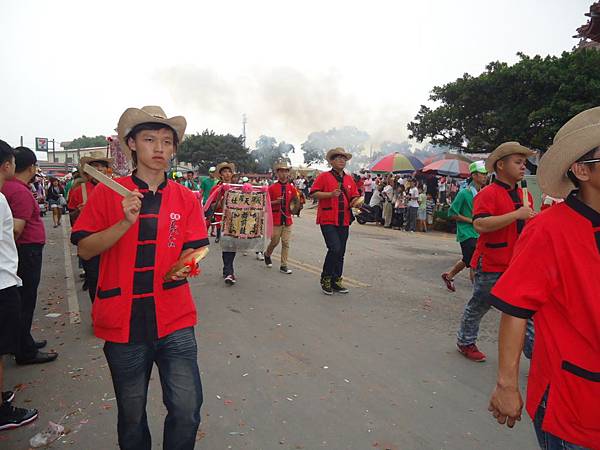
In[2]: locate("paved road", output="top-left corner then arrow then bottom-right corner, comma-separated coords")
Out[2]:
2,210 -> 537,449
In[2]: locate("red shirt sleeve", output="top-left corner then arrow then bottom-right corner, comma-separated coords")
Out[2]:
490,219 -> 553,318
68,185 -> 82,210
70,185 -> 112,244
472,186 -> 497,220
310,174 -> 326,193
182,191 -> 209,250
9,189 -> 35,221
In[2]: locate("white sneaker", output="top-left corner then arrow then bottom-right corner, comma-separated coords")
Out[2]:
256,252 -> 265,261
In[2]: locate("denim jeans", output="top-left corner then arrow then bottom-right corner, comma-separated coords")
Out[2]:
16,243 -> 44,359
320,225 -> 349,279
534,390 -> 589,450
103,327 -> 203,450
457,266 -> 502,346
222,251 -> 236,276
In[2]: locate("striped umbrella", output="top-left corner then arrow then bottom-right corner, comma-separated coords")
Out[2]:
421,159 -> 471,178
370,152 -> 424,174
422,152 -> 473,166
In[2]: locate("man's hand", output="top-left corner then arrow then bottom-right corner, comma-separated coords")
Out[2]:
122,190 -> 144,224
331,189 -> 341,198
488,383 -> 523,428
514,206 -> 535,220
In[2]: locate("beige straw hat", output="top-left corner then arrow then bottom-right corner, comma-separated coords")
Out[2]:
216,162 -> 236,175
326,147 -> 353,162
485,142 -> 535,173
538,106 -> 600,198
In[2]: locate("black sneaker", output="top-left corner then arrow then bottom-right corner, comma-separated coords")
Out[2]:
332,277 -> 349,294
280,266 -> 292,274
1,391 -> 15,404
264,255 -> 273,267
321,277 -> 333,295
0,403 -> 38,431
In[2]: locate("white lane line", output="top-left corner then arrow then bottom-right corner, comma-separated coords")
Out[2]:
61,221 -> 81,324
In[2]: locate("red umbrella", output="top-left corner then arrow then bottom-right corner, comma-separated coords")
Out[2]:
421,159 -> 471,178
370,153 -> 423,173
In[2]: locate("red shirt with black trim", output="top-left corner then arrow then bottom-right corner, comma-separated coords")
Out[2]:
470,179 -> 533,272
67,181 -> 96,212
71,173 -> 209,344
310,170 -> 359,226
490,195 -> 600,448
268,181 -> 298,226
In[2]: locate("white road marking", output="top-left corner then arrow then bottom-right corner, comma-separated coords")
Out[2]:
61,221 -> 81,324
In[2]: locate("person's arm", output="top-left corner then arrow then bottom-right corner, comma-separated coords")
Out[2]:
488,313 -> 527,428
77,191 -> 143,260
13,218 -> 26,240
474,207 -> 533,233
312,190 -> 340,199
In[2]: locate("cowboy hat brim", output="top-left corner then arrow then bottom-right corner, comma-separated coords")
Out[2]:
79,156 -> 113,173
117,107 -> 187,158
485,142 -> 535,173
216,162 -> 236,175
326,148 -> 353,162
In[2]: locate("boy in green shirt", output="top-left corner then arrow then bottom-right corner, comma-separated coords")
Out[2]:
441,161 -> 488,291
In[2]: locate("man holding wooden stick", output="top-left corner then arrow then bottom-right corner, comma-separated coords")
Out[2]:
71,106 -> 209,450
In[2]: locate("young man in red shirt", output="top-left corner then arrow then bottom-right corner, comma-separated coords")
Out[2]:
310,148 -> 361,295
489,107 -> 600,449
456,142 -> 535,362
68,156 -> 112,302
71,106 -> 208,450
264,160 -> 298,274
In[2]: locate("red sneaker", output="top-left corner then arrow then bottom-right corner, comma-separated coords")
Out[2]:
441,273 -> 456,292
457,343 -> 486,362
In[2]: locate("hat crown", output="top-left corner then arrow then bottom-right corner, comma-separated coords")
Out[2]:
553,106 -> 600,145
140,105 -> 168,120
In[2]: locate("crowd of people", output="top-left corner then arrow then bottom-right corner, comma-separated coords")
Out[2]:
0,103 -> 599,450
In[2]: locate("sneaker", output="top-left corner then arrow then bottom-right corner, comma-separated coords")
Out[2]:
1,391 -> 15,404
215,237 -> 220,243
457,343 -> 486,362
332,277 -> 349,294
256,252 -> 265,261
264,255 -> 273,268
224,275 -> 236,286
0,403 -> 38,431
280,266 -> 292,274
321,277 -> 333,295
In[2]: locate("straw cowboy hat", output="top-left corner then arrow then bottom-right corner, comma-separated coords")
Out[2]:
273,159 -> 292,171
79,156 -> 113,174
216,162 -> 235,175
326,147 -> 353,162
117,106 -> 187,158
485,141 -> 535,173
538,106 -> 600,198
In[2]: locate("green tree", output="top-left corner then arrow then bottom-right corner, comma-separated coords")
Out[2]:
302,126 -> 370,165
250,135 -> 294,172
65,135 -> 107,149
178,130 -> 255,173
408,49 -> 600,153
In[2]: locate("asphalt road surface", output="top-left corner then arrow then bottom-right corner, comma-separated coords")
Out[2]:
2,209 -> 537,449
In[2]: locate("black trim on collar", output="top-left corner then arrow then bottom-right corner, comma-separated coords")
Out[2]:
493,179 -> 516,190
132,171 -> 168,191
565,193 -> 600,227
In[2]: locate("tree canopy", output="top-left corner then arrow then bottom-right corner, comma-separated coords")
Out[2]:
177,130 -> 255,173
250,135 -> 294,172
301,126 -> 370,165
407,49 -> 600,153
65,135 -> 107,149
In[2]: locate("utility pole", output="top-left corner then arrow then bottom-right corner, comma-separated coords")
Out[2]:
20,136 -> 23,146
242,113 -> 247,147
51,139 -> 56,162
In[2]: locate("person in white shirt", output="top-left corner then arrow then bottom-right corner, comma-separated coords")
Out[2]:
406,182 -> 420,232
0,139 -> 39,430
382,180 -> 394,228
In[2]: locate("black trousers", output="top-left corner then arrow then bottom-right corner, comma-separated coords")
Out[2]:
222,252 -> 236,276
82,256 -> 100,302
16,243 -> 44,359
320,225 -> 349,279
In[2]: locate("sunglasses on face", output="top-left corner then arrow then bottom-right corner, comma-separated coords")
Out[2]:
578,158 -> 600,165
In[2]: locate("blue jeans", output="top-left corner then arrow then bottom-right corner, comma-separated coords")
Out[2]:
457,267 -> 501,346
534,390 -> 589,450
103,327 -> 203,450
222,251 -> 236,276
320,225 -> 349,279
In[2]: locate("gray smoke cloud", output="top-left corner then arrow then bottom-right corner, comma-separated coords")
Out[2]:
156,65 -> 411,149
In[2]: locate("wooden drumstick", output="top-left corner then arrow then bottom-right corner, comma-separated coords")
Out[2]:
521,179 -> 529,208
83,164 -> 132,197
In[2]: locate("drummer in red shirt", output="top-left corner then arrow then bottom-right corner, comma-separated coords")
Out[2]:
456,142 -> 535,362
264,159 -> 298,274
310,148 -> 361,295
489,107 -> 600,449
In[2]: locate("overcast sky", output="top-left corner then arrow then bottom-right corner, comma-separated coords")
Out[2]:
0,0 -> 592,163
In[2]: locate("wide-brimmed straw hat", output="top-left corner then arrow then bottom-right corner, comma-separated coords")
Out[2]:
485,141 -> 535,173
216,162 -> 235,175
79,156 -> 113,173
538,106 -> 600,198
273,159 -> 292,171
117,106 -> 187,158
326,147 -> 353,162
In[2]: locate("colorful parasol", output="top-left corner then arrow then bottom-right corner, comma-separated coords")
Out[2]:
421,159 -> 471,178
421,152 -> 473,166
370,153 -> 424,174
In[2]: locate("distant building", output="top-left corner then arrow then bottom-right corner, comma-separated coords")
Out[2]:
575,2 -> 600,48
